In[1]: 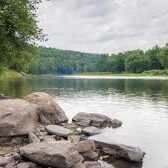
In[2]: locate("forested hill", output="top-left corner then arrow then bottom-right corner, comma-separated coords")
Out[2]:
28,47 -> 102,74
28,44 -> 168,75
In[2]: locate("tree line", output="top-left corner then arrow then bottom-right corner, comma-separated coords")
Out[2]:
0,0 -> 44,74
28,44 -> 168,75
96,44 -> 168,73
28,47 -> 102,74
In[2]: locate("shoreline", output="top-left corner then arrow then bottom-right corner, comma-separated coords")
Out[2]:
74,71 -> 168,77
0,69 -> 25,80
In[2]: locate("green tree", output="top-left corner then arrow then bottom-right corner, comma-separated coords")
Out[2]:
145,45 -> 162,70
159,44 -> 168,69
0,0 -> 44,71
125,50 -> 150,73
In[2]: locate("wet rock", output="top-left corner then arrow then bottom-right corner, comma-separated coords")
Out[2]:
81,126 -> 102,136
0,99 -> 38,137
19,142 -> 84,168
45,125 -> 74,138
94,140 -> 145,162
28,133 -> 40,143
24,92 -> 68,125
72,112 -> 112,128
112,160 -> 143,168
111,119 -> 122,128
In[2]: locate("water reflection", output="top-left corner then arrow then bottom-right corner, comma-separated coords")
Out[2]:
0,76 -> 168,168
0,76 -> 168,102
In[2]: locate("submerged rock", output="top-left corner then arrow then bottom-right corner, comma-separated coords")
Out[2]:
72,112 -> 112,128
24,92 -> 68,125
19,142 -> 84,168
0,99 -> 38,137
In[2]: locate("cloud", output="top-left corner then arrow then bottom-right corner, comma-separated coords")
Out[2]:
37,0 -> 168,53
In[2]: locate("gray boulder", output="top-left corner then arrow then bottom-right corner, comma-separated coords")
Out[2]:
19,142 -> 84,168
94,140 -> 145,162
0,99 -> 38,137
45,125 -> 74,138
73,140 -> 96,153
82,151 -> 99,161
81,126 -> 102,136
72,113 -> 112,128
24,92 -> 68,125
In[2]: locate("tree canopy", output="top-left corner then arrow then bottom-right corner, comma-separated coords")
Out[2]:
28,44 -> 168,75
0,0 -> 43,71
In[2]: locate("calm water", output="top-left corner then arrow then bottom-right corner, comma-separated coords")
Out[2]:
1,75 -> 168,168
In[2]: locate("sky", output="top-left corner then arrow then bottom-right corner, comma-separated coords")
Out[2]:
37,0 -> 168,53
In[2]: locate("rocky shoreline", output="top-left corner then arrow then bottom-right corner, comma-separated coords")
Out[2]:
0,92 -> 145,168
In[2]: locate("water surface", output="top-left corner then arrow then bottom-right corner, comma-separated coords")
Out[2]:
0,75 -> 168,168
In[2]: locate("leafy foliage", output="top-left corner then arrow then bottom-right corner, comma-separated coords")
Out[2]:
0,0 -> 44,71
29,44 -> 168,75
28,47 -> 102,74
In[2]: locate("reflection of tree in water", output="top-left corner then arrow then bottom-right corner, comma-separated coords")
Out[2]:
0,79 -> 28,98
0,77 -> 168,102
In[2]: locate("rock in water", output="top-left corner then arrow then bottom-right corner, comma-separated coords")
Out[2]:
45,125 -> 74,137
0,99 -> 38,137
111,119 -> 122,128
72,112 -> 112,128
24,92 -> 68,125
19,142 -> 84,168
94,140 -> 145,162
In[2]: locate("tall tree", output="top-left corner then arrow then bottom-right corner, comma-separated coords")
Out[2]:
0,0 -> 44,71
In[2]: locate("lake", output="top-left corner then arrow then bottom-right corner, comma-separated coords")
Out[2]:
0,75 -> 168,168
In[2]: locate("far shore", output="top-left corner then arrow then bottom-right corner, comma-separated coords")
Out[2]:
73,71 -> 168,77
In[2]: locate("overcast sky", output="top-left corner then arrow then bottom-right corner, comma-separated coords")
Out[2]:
37,0 -> 168,53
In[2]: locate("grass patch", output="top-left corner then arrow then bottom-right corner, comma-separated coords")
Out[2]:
0,68 -> 23,80
143,70 -> 168,76
75,71 -> 168,77
74,72 -> 147,76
